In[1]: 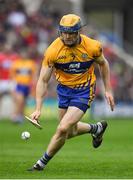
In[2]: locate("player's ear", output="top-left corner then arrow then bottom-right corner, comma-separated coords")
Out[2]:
58,31 -> 63,40
58,30 -> 59,36
78,31 -> 80,36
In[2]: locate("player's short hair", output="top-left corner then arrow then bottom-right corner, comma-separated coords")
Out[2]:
59,14 -> 82,33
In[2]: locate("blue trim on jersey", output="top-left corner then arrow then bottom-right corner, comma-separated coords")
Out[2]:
16,69 -> 32,75
15,84 -> 30,97
57,83 -> 96,113
55,60 -> 94,74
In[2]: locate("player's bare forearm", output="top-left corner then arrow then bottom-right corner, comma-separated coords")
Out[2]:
95,54 -> 111,92
99,61 -> 115,111
30,66 -> 53,121
95,54 -> 115,111
35,66 -> 53,111
99,59 -> 111,92
35,79 -> 48,111
30,76 -> 48,121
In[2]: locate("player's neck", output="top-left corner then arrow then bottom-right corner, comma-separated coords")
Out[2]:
65,35 -> 81,47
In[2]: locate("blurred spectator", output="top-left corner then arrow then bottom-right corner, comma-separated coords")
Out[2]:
0,44 -> 20,118
7,0 -> 27,27
0,24 -> 6,44
0,0 -> 132,111
10,50 -> 37,123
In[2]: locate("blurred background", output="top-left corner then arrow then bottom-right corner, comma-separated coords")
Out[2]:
0,0 -> 133,179
0,0 -> 133,121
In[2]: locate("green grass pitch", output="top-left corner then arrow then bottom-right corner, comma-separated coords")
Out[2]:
0,117 -> 133,179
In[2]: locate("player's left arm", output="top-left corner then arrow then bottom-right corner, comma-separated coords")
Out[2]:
95,53 -> 115,111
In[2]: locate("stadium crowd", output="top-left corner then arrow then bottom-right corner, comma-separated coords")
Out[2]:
0,0 -> 133,120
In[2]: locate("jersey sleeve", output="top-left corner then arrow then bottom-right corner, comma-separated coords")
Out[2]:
42,38 -> 62,67
93,41 -> 102,58
42,48 -> 54,68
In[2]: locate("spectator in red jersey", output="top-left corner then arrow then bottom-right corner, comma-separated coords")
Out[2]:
0,44 -> 20,118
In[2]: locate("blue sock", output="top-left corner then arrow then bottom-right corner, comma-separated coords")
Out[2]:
39,152 -> 52,168
89,124 -> 98,134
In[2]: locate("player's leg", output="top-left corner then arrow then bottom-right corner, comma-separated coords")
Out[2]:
46,106 -> 85,155
58,95 -> 107,147
67,120 -> 108,148
58,108 -> 67,121
28,106 -> 84,171
58,108 -> 92,138
12,91 -> 25,122
66,119 -> 107,140
65,83 -> 108,147
12,84 -> 28,123
67,121 -> 90,138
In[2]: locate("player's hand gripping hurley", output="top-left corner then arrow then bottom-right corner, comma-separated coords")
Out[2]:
25,116 -> 42,129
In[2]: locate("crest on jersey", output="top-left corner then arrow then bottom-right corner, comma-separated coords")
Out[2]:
81,53 -> 88,59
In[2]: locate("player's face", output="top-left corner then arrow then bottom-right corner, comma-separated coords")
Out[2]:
60,32 -> 79,46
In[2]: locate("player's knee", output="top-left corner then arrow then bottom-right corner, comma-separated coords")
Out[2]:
57,124 -> 68,136
67,128 -> 77,139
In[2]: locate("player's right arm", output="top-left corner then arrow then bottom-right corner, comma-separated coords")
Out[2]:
30,39 -> 58,121
30,66 -> 53,121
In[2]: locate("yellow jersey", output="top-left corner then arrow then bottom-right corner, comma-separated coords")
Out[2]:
42,34 -> 102,88
11,59 -> 36,86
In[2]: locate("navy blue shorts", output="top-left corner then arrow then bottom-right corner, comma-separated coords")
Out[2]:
16,84 -> 30,97
57,83 -> 96,113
